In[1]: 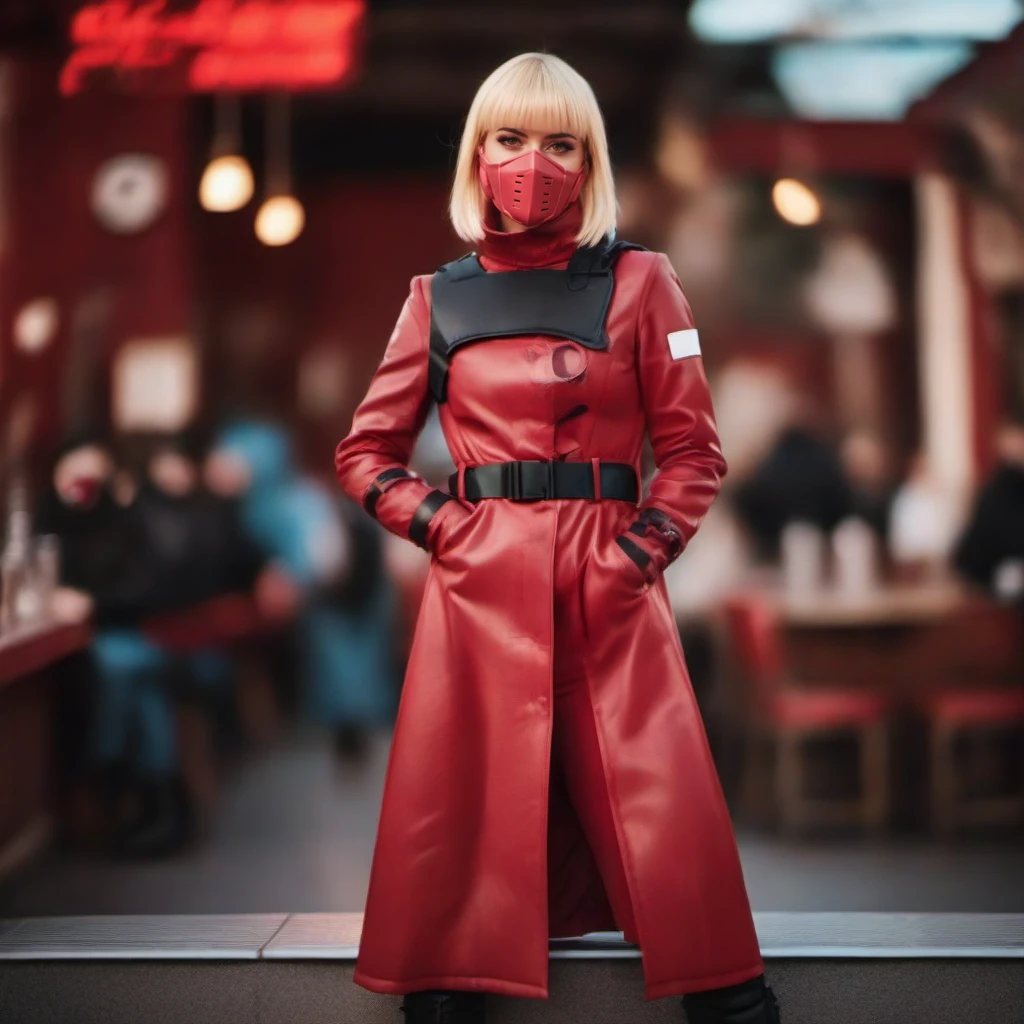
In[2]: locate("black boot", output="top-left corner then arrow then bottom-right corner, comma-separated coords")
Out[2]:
682,974 -> 780,1024
112,773 -> 196,859
399,989 -> 486,1023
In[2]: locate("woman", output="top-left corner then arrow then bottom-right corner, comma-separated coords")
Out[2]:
335,53 -> 780,1024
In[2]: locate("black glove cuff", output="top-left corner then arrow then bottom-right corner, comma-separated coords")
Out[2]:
364,467 -> 416,518
409,489 -> 453,550
626,507 -> 684,564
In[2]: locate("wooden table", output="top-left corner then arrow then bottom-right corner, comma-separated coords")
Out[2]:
0,622 -> 92,688
771,579 -> 976,628
734,577 -> 1024,830
746,576 -> 1024,696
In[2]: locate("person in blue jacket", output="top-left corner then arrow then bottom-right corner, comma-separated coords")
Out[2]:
210,419 -> 399,761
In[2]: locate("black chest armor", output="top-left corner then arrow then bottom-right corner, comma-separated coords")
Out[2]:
428,236 -> 647,404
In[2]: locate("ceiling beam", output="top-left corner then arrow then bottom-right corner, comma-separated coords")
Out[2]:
708,117 -> 938,178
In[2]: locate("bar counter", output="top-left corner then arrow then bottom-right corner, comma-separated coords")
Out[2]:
0,620 -> 92,878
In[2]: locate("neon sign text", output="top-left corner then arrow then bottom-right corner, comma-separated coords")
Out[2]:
60,0 -> 365,94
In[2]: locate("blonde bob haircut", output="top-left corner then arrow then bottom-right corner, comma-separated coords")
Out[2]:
449,52 -> 618,250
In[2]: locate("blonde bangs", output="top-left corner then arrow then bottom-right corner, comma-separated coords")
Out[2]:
450,53 -> 618,249
473,60 -> 592,143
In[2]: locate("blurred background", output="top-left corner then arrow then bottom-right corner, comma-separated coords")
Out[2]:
0,0 -> 1022,920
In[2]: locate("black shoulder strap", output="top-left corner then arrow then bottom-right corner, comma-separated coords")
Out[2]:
428,253 -> 482,405
435,251 -> 486,283
566,235 -> 648,285
428,236 -> 648,405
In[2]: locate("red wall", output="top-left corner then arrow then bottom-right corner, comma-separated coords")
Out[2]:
0,56 -> 463,488
194,175 -> 463,474
1,57 -> 192,469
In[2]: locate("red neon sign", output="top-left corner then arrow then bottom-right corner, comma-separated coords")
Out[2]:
60,0 -> 365,95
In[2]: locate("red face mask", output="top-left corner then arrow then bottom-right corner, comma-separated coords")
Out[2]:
64,477 -> 101,507
478,146 -> 587,229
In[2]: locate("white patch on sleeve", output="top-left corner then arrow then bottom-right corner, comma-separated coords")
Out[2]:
667,328 -> 701,360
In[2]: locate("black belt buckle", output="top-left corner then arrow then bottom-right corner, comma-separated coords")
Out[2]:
527,460 -> 555,501
503,461 -> 521,500
505,460 -> 556,501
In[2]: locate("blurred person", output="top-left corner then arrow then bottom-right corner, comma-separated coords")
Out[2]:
97,431 -> 227,857
334,53 -> 777,1024
34,430 -> 191,858
318,495 -> 400,761
202,441 -> 298,614
137,432 -> 281,753
733,420 -> 855,563
140,431 -> 274,610
66,428 -> 278,859
131,435 -> 236,767
840,428 -> 897,541
134,433 -> 211,610
212,419 -> 398,765
953,418 -> 1024,604
888,450 -> 963,579
35,431 -> 133,608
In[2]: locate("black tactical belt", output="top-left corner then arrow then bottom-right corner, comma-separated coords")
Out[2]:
449,460 -> 638,503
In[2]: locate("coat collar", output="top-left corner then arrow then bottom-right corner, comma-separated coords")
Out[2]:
476,201 -> 583,271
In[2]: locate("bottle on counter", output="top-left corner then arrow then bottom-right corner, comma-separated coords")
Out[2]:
832,515 -> 879,595
33,534 -> 61,621
0,478 -> 41,635
780,519 -> 826,596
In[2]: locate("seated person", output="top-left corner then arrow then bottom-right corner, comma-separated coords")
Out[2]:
211,419 -> 399,765
953,417 -> 1024,606
733,423 -> 855,562
36,430 -> 190,858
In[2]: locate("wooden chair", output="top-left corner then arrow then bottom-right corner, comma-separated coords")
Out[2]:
144,592 -> 283,744
920,686 -> 1024,838
721,594 -> 893,837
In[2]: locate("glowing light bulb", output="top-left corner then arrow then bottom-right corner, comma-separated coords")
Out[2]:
255,194 -> 305,246
772,178 -> 821,226
199,155 -> 254,212
14,297 -> 59,354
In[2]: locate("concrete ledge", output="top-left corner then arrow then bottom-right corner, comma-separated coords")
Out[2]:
261,912 -> 362,958
753,912 -> 1024,958
2,912 -> 1023,1022
0,914 -> 288,960
1,915 -> 1022,1024
0,912 -> 1020,961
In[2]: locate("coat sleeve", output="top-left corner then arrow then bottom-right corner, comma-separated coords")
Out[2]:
333,275 -> 462,552
614,253 -> 729,583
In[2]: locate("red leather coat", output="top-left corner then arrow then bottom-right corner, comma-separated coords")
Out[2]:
334,206 -> 763,1001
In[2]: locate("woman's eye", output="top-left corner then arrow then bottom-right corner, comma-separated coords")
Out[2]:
549,141 -> 575,154
496,134 -> 521,147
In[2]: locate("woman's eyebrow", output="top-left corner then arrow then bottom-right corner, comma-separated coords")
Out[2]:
494,128 -> 578,141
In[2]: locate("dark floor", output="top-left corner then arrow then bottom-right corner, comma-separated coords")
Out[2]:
1,724 -> 1022,918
